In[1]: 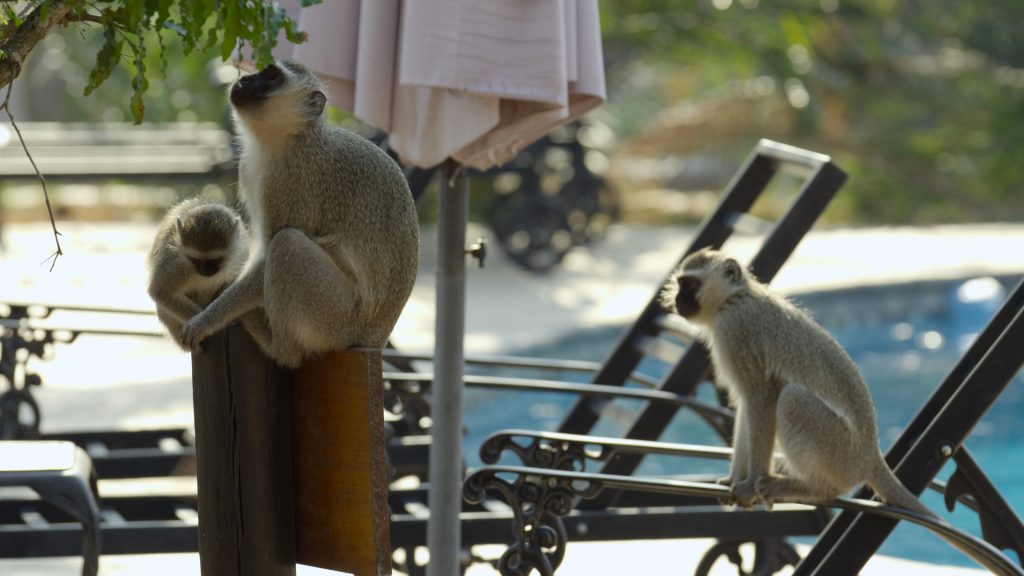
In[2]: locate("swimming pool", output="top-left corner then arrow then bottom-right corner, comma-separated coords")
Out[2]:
462,274 -> 1024,568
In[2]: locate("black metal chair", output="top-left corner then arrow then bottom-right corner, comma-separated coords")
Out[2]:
464,272 -> 1024,573
0,440 -> 101,576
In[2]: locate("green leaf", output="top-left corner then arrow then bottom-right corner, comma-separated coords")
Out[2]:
221,1 -> 241,61
2,5 -> 20,27
130,89 -> 146,124
84,25 -> 123,97
154,0 -> 172,31
300,0 -> 323,7
130,23 -> 149,124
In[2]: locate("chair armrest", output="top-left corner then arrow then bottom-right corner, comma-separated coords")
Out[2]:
480,429 -> 735,468
464,464 -> 1024,576
383,371 -> 733,440
383,350 -> 659,387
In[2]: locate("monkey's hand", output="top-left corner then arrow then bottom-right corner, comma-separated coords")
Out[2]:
180,312 -> 217,353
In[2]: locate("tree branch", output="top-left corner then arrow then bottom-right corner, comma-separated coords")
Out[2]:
0,0 -> 73,90
0,0 -> 72,270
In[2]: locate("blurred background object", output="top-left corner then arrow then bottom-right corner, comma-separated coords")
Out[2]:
3,0 -> 1022,266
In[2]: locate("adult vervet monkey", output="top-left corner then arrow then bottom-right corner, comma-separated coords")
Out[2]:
659,249 -> 1022,573
180,60 -> 419,367
661,248 -> 932,510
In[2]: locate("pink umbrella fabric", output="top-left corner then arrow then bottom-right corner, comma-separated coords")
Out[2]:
275,0 -> 606,170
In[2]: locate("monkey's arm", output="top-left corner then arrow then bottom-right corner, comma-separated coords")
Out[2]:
180,259 -> 265,352
148,263 -> 203,323
730,390 -> 779,507
724,402 -> 751,484
154,295 -> 202,324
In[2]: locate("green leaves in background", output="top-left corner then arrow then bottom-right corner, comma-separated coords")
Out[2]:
45,0 -> 320,123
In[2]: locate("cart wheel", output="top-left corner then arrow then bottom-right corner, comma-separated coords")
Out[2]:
490,194 -> 573,274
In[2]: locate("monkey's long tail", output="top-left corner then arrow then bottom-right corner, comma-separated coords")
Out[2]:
868,460 -> 940,521
869,460 -> 1019,575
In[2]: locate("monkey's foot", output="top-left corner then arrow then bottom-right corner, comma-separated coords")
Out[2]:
755,475 -> 820,508
730,480 -> 761,509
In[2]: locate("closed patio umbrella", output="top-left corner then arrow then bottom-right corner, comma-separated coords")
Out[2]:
276,2 -> 606,573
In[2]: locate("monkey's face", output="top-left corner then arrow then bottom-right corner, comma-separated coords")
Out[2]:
230,63 -> 286,110
673,275 -> 702,319
662,249 -> 746,326
176,205 -> 241,279
230,60 -> 328,132
189,256 -> 225,278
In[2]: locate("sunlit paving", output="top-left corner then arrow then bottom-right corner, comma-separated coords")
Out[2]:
1,2 -> 1022,576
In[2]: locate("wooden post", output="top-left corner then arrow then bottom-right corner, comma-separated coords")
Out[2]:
292,348 -> 392,575
191,324 -> 296,576
191,325 -> 391,576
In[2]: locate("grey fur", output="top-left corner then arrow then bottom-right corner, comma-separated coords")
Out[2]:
147,197 -> 248,350
662,248 -> 933,513
179,61 -> 419,368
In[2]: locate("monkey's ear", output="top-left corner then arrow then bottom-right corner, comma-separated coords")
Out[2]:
175,216 -> 184,234
723,258 -> 743,282
308,90 -> 327,117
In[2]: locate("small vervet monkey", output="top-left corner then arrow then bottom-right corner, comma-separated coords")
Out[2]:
179,60 -> 419,367
660,248 -> 930,510
147,197 -> 248,350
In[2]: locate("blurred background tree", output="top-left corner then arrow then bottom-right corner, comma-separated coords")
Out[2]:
598,0 -> 1024,224
2,0 -> 1022,227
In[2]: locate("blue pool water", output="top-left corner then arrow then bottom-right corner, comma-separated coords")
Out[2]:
461,275 -> 1024,568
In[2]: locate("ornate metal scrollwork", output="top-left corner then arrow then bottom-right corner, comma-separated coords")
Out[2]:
480,434 -> 590,472
694,538 -> 800,576
465,467 -> 604,576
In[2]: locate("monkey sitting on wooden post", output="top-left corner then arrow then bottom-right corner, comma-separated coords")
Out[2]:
179,60 -> 420,367
147,197 -> 248,350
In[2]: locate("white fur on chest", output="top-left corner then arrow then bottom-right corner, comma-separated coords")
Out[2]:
238,141 -> 266,250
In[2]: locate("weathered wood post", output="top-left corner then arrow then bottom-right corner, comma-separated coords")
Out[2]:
191,324 -> 391,576
191,324 -> 296,576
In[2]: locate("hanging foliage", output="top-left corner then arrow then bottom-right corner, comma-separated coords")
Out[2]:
0,0 -> 321,124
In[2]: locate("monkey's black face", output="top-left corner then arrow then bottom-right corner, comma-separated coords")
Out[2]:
230,64 -> 285,109
190,257 -> 224,278
674,275 -> 702,319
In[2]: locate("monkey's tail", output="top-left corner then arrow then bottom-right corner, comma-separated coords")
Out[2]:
869,460 -> 1020,575
868,460 -> 940,521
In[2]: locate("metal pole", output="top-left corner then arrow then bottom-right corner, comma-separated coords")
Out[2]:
427,159 -> 467,576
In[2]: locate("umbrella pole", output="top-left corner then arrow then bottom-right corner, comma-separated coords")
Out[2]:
427,159 -> 467,576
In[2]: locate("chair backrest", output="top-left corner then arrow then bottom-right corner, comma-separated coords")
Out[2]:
795,275 -> 1024,575
556,140 -> 847,478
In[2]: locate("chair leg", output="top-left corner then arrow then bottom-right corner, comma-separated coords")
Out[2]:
30,469 -> 101,576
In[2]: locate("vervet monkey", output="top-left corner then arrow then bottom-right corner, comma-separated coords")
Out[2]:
660,248 -> 931,510
147,197 -> 248,350
659,249 -> 1023,573
180,60 -> 419,368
